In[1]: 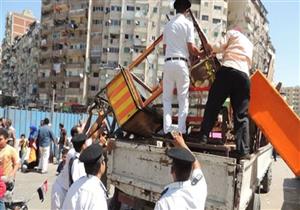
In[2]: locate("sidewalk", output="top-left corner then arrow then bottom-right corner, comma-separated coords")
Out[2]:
13,164 -> 57,210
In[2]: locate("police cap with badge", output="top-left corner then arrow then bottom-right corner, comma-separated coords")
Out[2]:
79,143 -> 104,164
167,147 -> 195,163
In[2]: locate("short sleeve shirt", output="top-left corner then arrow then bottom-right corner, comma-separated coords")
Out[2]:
0,145 -> 19,176
163,14 -> 195,59
62,175 -> 108,210
154,168 -> 207,210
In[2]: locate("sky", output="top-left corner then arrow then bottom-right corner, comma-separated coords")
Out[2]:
0,0 -> 299,87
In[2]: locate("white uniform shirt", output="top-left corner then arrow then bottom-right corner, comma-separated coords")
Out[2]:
62,175 -> 108,210
212,30 -> 253,76
163,13 -> 195,59
71,152 -> 86,183
154,168 -> 207,210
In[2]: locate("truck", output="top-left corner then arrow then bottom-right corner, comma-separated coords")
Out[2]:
86,10 -> 299,210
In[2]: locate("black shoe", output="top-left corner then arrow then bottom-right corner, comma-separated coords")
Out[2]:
199,135 -> 208,144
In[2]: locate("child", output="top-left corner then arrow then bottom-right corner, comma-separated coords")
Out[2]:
19,134 -> 28,165
56,147 -> 69,175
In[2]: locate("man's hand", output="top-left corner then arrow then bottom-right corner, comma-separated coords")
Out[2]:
172,132 -> 189,150
172,132 -> 201,170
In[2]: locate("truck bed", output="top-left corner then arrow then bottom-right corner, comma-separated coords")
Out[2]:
107,139 -> 272,210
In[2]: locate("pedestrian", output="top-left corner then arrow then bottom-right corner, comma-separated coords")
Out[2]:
162,0 -> 203,137
51,128 -> 87,210
0,128 -> 19,179
57,123 -> 67,162
62,143 -> 108,210
27,125 -> 38,170
36,118 -> 56,174
5,119 -> 16,148
0,118 -> 5,128
56,146 -> 69,175
155,132 -> 207,210
18,134 -> 28,165
198,26 -> 253,160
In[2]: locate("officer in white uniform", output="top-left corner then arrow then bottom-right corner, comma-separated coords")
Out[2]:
51,133 -> 87,210
163,0 -> 202,136
155,133 -> 207,210
62,143 -> 108,210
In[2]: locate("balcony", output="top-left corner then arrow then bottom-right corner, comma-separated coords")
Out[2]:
67,63 -> 84,69
52,49 -> 67,57
69,8 -> 86,17
67,48 -> 85,56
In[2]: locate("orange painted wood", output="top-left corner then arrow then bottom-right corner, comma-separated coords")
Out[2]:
249,71 -> 300,176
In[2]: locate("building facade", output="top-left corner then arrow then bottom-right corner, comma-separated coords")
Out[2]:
39,0 -> 228,106
281,86 -> 300,116
227,0 -> 275,80
0,22 -> 40,106
1,10 -> 37,100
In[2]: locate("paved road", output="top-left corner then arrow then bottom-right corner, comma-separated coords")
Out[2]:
11,158 -> 298,210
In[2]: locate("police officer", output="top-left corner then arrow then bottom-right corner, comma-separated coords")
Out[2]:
163,0 -> 203,136
155,133 -> 207,210
51,133 -> 87,210
62,143 -> 108,210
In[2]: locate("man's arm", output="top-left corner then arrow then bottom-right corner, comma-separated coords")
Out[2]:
10,149 -> 20,178
172,133 -> 200,170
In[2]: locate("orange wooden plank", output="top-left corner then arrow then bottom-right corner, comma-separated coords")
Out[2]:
249,71 -> 300,176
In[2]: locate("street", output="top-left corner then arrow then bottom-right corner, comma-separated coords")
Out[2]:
10,157 -> 297,210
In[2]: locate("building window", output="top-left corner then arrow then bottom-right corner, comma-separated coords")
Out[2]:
136,6 -> 140,11
214,32 -> 218,37
214,5 -> 222,10
90,85 -> 97,91
69,82 -> 80,88
212,18 -> 221,24
153,7 -> 158,13
127,20 -> 132,25
93,72 -> 99,77
124,47 -> 130,53
127,6 -> 135,11
39,82 -> 46,88
125,34 -> 129,39
202,15 -> 209,21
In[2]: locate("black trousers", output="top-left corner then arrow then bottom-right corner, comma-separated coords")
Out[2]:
200,66 -> 250,155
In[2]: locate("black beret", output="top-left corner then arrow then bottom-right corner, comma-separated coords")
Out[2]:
167,148 -> 195,163
79,143 -> 103,164
71,133 -> 87,143
174,0 -> 191,10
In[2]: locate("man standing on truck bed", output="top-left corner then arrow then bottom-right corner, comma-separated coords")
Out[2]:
199,27 -> 253,160
155,133 -> 207,210
162,0 -> 202,137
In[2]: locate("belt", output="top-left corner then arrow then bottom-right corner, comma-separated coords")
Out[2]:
165,57 -> 188,62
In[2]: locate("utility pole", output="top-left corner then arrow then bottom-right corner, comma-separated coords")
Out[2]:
82,0 -> 93,105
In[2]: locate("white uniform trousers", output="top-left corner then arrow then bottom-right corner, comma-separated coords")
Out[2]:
163,60 -> 190,134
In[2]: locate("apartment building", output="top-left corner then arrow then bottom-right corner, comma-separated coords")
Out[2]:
1,10 -> 37,98
39,0 -> 228,105
0,22 -> 40,106
281,86 -> 300,116
3,10 -> 36,45
227,0 -> 275,80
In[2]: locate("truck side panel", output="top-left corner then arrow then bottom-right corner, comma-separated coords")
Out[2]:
107,141 -> 237,210
235,144 -> 273,210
